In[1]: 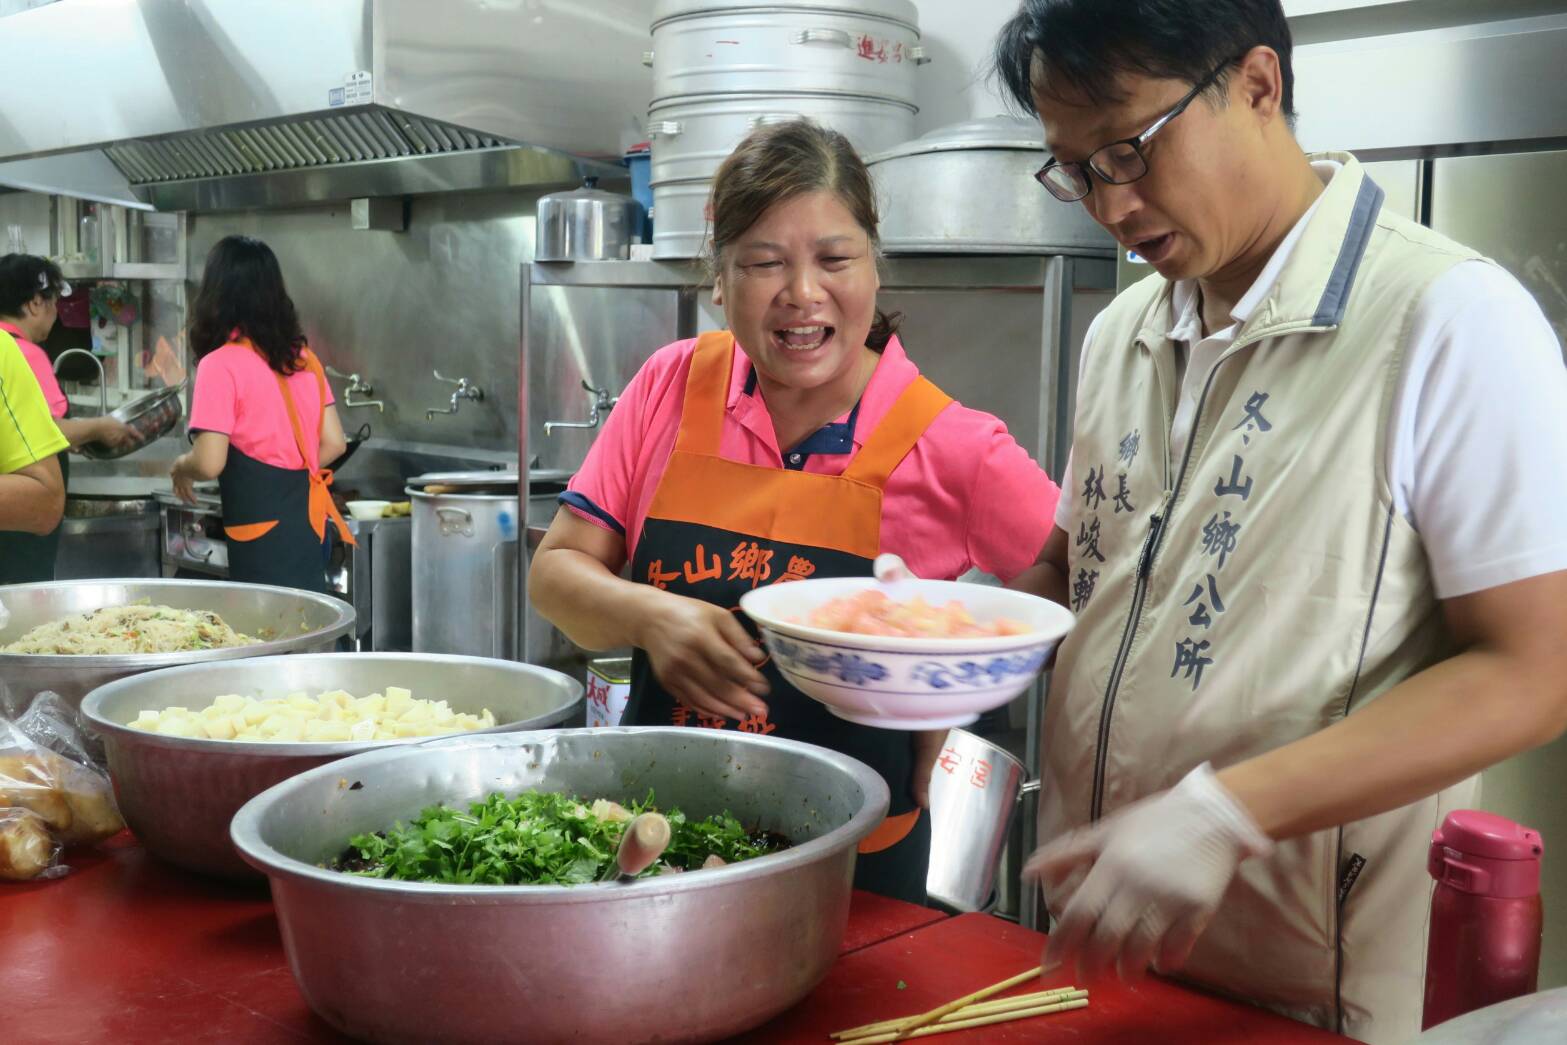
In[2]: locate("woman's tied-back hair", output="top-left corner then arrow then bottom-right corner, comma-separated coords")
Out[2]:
189,235 -> 308,373
706,118 -> 901,351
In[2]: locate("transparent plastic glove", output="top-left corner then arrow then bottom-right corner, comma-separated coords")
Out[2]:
873,553 -> 914,583
1025,763 -> 1273,981
0,596 -> 8,631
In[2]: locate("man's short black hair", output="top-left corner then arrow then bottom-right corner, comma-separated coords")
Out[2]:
0,253 -> 67,318
993,0 -> 1295,123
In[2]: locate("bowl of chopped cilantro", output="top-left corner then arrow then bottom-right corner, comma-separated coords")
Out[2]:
331,790 -> 790,885
230,727 -> 890,1045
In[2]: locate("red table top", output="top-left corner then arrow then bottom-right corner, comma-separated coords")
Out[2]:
3,836 -> 1354,1043
754,912 -> 1355,1044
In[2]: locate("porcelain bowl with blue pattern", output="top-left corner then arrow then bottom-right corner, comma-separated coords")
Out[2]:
739,578 -> 1075,730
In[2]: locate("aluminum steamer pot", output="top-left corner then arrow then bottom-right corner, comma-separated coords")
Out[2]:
231,727 -> 890,1045
649,91 -> 917,185
0,578 -> 356,710
80,653 -> 583,879
648,0 -> 926,103
408,472 -> 520,658
867,116 -> 1117,255
650,92 -> 915,259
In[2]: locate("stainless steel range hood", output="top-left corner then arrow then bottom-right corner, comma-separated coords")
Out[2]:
0,0 -> 651,210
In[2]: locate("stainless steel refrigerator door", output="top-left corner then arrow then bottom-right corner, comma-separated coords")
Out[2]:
1431,150 -> 1567,357
1430,148 -> 1567,989
1360,158 -> 1422,222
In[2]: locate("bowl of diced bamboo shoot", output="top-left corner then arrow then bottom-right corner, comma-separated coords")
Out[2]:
78,653 -> 582,878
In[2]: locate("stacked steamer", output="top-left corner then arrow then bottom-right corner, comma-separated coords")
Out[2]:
647,0 -> 927,259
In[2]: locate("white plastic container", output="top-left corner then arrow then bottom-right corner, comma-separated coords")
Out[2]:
345,500 -> 391,521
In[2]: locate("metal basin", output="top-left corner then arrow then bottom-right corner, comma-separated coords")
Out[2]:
81,653 -> 584,879
0,579 -> 356,709
78,385 -> 184,460
231,727 -> 889,1045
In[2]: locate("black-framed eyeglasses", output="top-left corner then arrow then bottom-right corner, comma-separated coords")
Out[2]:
1035,55 -> 1240,202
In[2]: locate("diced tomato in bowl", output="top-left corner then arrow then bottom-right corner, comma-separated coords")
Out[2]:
739,578 -> 1075,730
805,590 -> 1027,638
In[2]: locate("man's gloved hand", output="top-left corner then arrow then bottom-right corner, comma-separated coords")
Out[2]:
1025,762 -> 1274,981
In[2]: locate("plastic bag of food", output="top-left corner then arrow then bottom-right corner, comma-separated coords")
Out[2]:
0,691 -> 125,881
0,807 -> 63,881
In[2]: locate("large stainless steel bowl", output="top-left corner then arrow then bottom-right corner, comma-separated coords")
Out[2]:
231,727 -> 890,1045
0,579 -> 356,709
80,653 -> 584,880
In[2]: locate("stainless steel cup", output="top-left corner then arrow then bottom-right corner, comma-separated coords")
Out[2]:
926,728 -> 1035,912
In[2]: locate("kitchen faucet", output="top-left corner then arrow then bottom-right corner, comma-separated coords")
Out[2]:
325,364 -> 385,411
425,370 -> 484,420
52,348 -> 108,416
543,380 -> 619,435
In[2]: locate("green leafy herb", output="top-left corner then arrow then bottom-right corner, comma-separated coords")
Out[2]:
334,789 -> 786,885
897,980 -> 908,991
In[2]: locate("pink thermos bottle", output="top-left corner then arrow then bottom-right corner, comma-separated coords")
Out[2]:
1423,810 -> 1544,1030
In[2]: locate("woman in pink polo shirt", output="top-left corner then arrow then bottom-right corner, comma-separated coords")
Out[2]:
530,120 -> 1061,903
171,236 -> 352,593
0,254 -> 135,583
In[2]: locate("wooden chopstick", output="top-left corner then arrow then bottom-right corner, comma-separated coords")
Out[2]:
846,997 -> 1090,1044
832,988 -> 1086,1041
882,965 -> 1043,1040
833,983 -> 1090,1040
832,989 -> 1083,1040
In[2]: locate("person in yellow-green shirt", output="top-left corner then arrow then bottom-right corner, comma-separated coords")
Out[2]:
0,327 -> 67,539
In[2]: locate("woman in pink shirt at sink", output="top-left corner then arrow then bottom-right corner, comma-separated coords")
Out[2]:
0,254 -> 135,583
530,120 -> 1061,905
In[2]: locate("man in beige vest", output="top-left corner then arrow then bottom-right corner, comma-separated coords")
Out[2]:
993,1 -> 1567,1041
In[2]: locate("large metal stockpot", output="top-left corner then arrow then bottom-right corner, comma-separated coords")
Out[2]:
408,471 -> 520,658
535,177 -> 642,262
0,579 -> 356,710
80,653 -> 583,879
56,498 -> 161,579
650,92 -> 916,259
867,116 -> 1117,256
648,0 -> 926,103
231,727 -> 889,1045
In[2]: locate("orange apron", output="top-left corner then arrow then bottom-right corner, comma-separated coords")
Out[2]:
623,331 -> 951,903
271,350 -> 354,549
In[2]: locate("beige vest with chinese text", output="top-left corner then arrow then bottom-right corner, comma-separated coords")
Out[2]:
1042,154 -> 1489,1044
